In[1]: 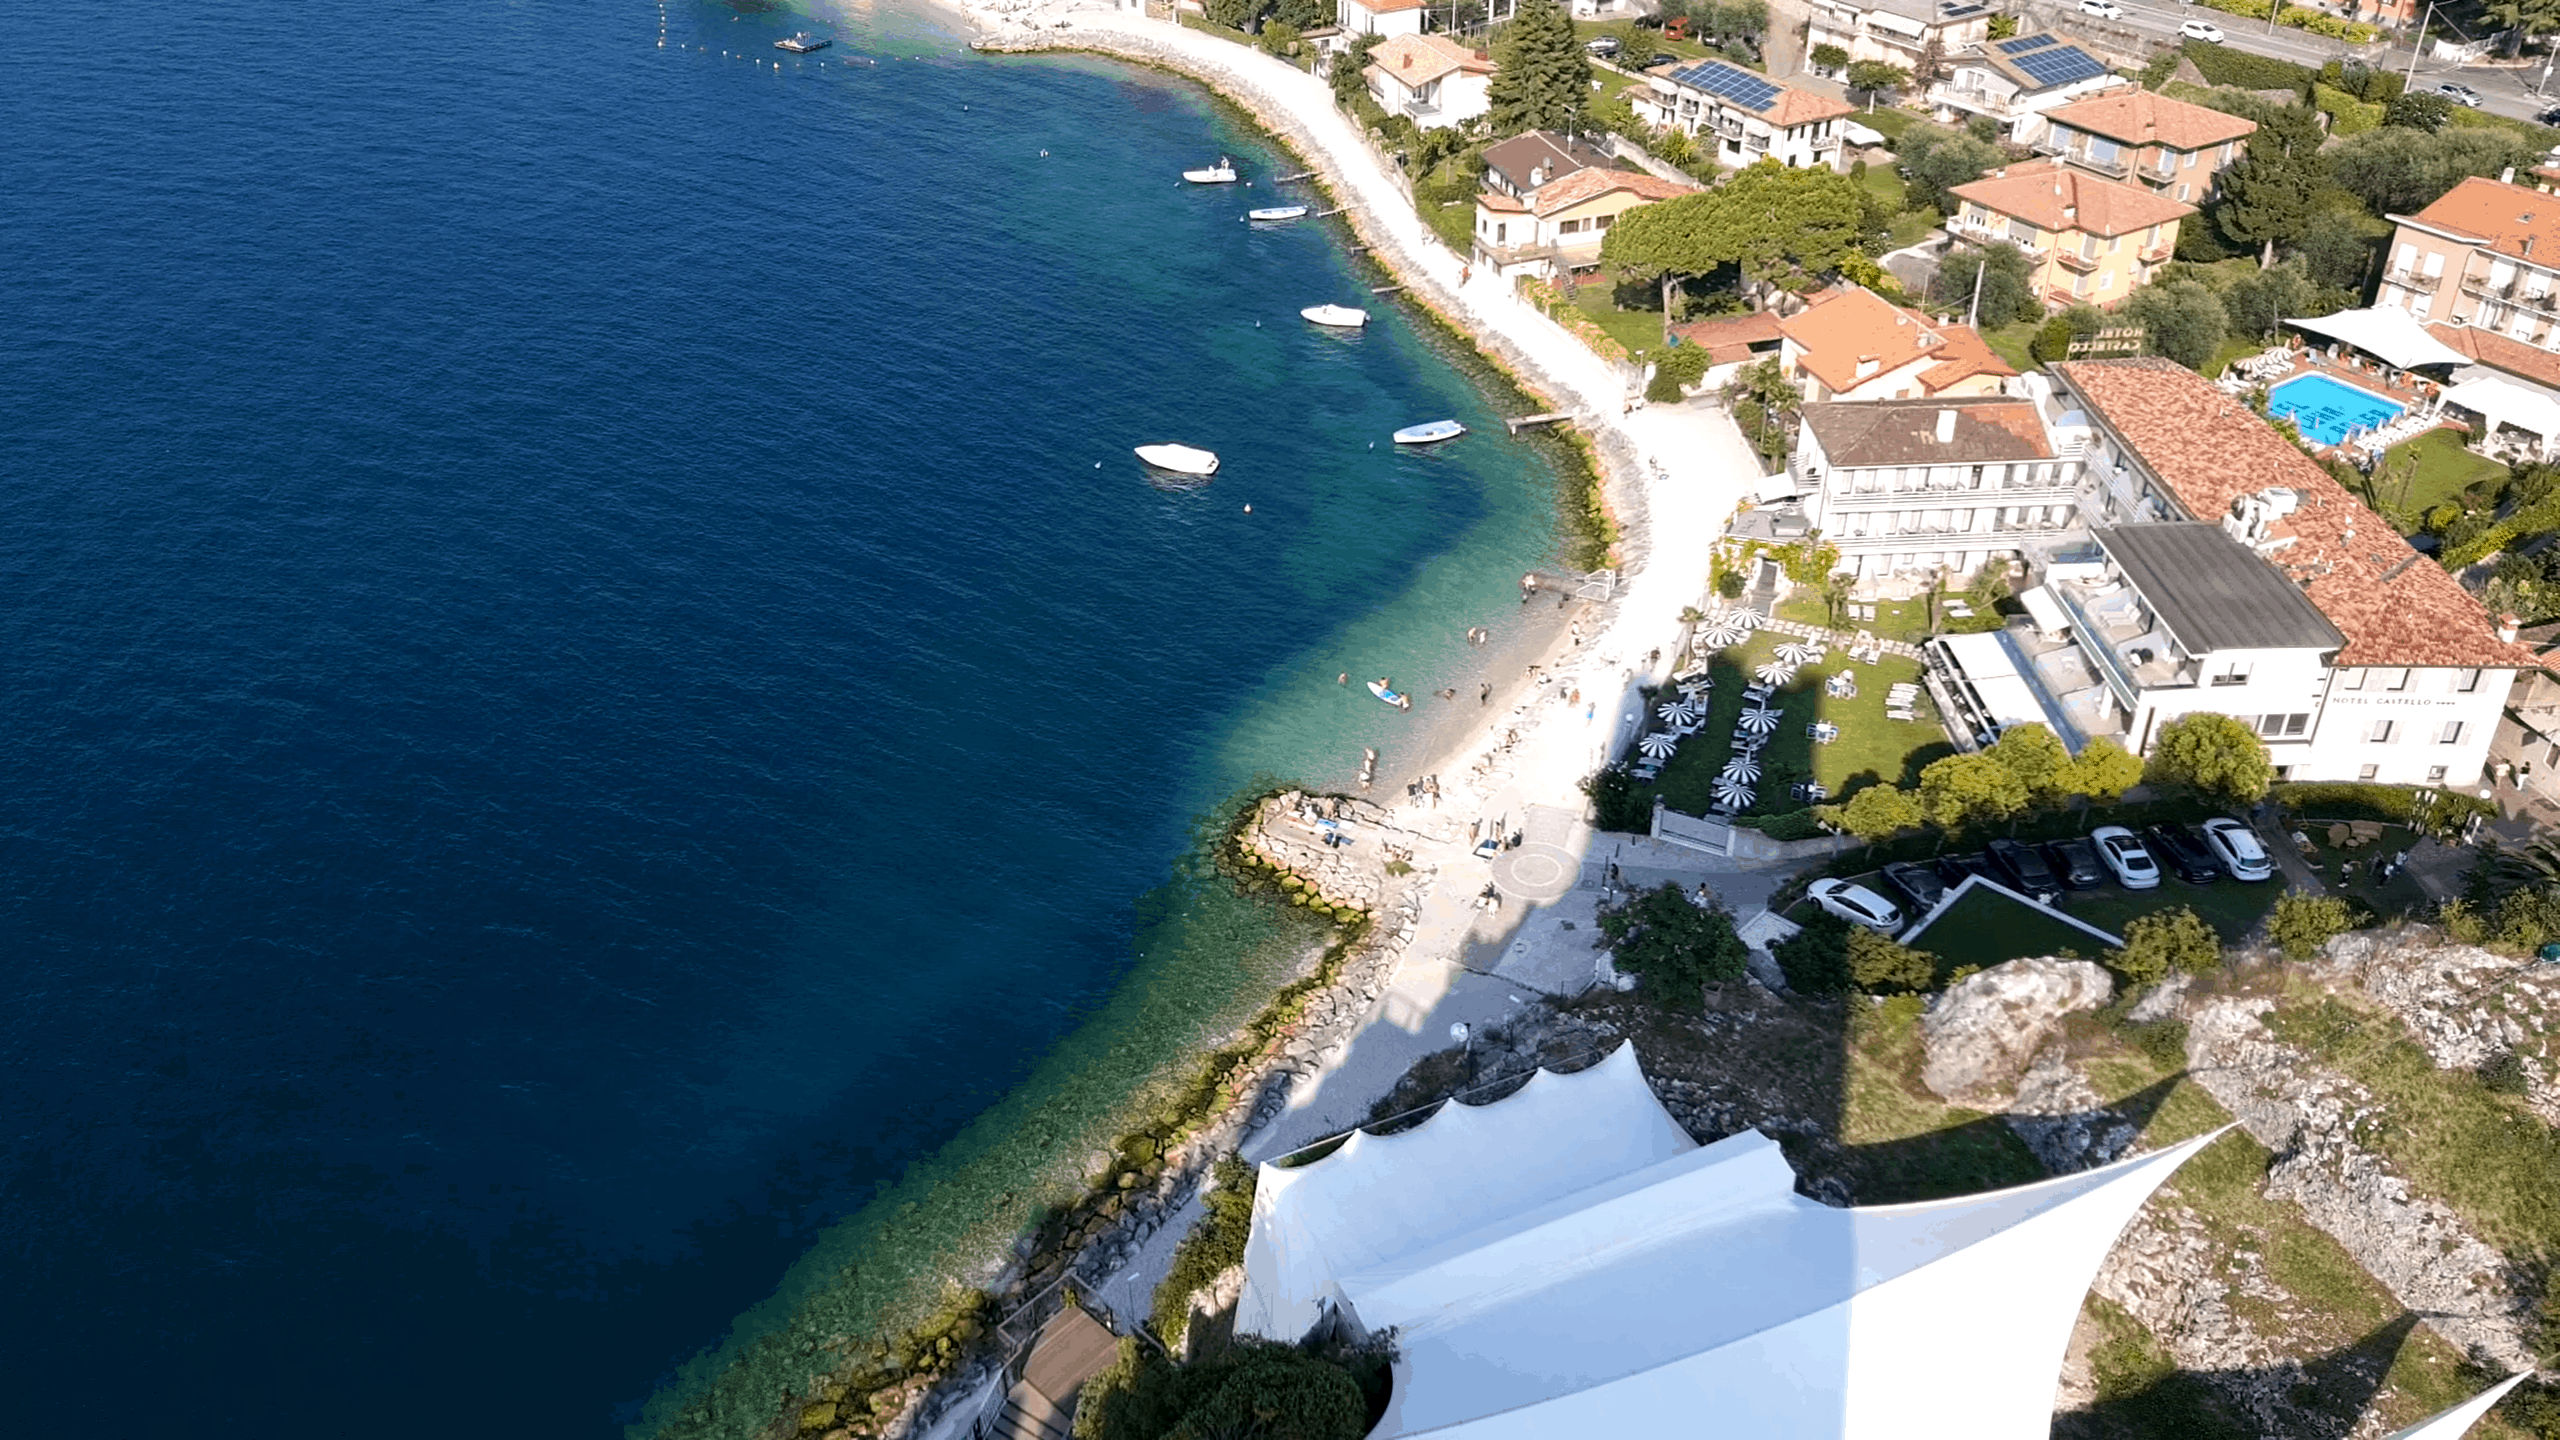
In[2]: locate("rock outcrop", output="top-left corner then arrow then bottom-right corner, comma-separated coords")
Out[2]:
2314,927 -> 2560,1125
1920,957 -> 2114,1109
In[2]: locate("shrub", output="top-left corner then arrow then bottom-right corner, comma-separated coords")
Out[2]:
2110,906 -> 2220,985
2268,889 -> 2356,961
2272,781 -> 2494,840
2179,40 -> 2313,95
1846,926 -> 1938,993
2029,315 -> 2079,364
2480,1049 -> 2530,1095
2144,712 -> 2273,804
1775,908 -> 1853,993
1150,1157 -> 1258,1344
1598,883 -> 1749,1010
1582,764 -> 1653,834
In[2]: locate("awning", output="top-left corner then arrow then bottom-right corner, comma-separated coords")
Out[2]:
2019,584 -> 2072,639
2285,307 -> 2471,370
1754,470 -> 1803,503
2441,374 -> 2560,445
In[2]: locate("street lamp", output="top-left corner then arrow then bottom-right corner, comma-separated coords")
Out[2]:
1449,1021 -> 1475,1084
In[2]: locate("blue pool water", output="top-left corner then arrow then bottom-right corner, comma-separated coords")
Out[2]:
0,2 -> 1576,1436
2268,372 -> 2405,446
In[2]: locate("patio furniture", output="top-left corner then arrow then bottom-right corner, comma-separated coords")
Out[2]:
1809,722 -> 1840,743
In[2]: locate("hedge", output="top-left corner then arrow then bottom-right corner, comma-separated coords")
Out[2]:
1735,806 -> 1829,841
2271,781 -> 2495,839
2179,40 -> 2313,96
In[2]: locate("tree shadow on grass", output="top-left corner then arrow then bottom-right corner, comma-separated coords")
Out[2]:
1825,1072 -> 2188,1207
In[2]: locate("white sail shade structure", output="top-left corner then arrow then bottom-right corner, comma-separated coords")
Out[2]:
2381,1372 -> 2532,1440
1236,1042 -> 2231,1440
2285,307 -> 2470,370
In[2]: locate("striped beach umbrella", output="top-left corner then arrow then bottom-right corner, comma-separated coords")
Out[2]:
1636,732 -> 1679,760
1658,699 -> 1701,725
1774,640 -> 1823,666
1735,707 -> 1780,735
1721,754 -> 1761,783
1754,659 -> 1796,686
1713,777 -> 1756,807
1697,613 -> 1750,649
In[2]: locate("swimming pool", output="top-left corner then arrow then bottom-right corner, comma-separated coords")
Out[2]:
2267,372 -> 2405,446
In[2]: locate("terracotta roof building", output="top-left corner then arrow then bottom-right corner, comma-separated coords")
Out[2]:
1667,310 -> 1785,368
2382,173 -> 2560,360
1928,35 -> 2125,144
1630,60 -> 1853,173
1777,284 -> 2018,402
1479,130 -> 1613,200
1363,34 -> 1493,130
1471,169 -> 1696,281
1336,0 -> 1429,38
1949,161 -> 2193,309
2016,358 -> 2535,784
2037,90 -> 2254,205
1779,395 -> 2083,582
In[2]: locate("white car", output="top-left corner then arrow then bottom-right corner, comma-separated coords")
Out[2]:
2178,18 -> 2224,41
2436,82 -> 2485,108
2091,825 -> 2161,890
2079,0 -> 2125,17
2200,817 -> 2274,881
1808,878 -> 1903,932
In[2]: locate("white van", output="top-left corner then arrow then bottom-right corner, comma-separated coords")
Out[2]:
2079,0 -> 2125,17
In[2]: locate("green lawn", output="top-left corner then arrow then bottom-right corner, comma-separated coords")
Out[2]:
1642,629 -> 1955,820
1574,290 -> 1666,355
1902,882 -> 2121,968
1775,593 -> 1997,643
1421,193 -> 1475,254
1857,106 -> 1919,144
2374,427 -> 2508,523
2070,876 -> 2287,946
1979,319 -> 2038,372
1885,205 -> 1941,252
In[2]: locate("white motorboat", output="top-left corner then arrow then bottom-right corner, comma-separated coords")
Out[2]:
1183,156 -> 1239,184
1301,303 -> 1368,328
1392,419 -> 1466,445
1248,204 -> 1308,221
1134,443 -> 1220,476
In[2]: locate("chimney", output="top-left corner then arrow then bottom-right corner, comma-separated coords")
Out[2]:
2501,612 -> 2523,643
2504,166 -> 2517,185
1402,49 -> 1412,68
1935,408 -> 1958,444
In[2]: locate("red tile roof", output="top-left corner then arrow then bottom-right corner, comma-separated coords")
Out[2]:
1777,285 -> 2016,395
2398,175 -> 2560,267
1951,160 -> 2195,238
2427,320 -> 2560,392
1669,309 -> 1785,364
2044,90 -> 2256,152
2052,358 -> 2536,670
1523,166 -> 1695,217
1365,33 -> 1491,88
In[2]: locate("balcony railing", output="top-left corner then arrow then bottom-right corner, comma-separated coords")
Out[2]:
2049,583 -> 2142,714
2383,267 -> 2442,291
2460,271 -> 2560,314
2054,248 -> 2101,273
2138,241 -> 2173,264
2036,140 -> 2132,180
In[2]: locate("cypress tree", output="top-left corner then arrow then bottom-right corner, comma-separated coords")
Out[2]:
1487,0 -> 1591,136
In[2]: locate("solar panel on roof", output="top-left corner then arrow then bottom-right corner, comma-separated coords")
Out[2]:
2012,44 -> 2107,87
1995,33 -> 2059,53
1667,60 -> 1784,112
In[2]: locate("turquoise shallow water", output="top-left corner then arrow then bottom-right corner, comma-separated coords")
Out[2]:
0,1 -> 1570,1434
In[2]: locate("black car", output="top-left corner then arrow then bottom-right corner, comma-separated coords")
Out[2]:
1934,852 -> 1989,889
2042,836 -> 2106,890
1880,860 -> 1946,913
2143,822 -> 2224,884
2540,104 -> 2560,126
1985,838 -> 2060,900
1649,51 -> 1681,67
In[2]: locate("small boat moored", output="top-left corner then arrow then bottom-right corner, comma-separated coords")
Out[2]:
1367,679 -> 1412,710
1183,156 -> 1240,184
1134,443 -> 1220,476
1392,419 -> 1467,445
1247,205 -> 1309,222
1301,304 -> 1368,328
775,32 -> 830,51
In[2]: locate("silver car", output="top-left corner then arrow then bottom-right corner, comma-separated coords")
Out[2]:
2090,825 -> 2160,890
1808,877 -> 1903,932
2201,817 -> 2274,881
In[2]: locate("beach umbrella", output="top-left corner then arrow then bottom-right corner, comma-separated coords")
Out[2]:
1658,699 -> 1701,725
1721,754 -> 1761,783
1713,777 -> 1756,807
1754,659 -> 1796,686
1736,708 -> 1779,734
1697,614 -> 1750,648
1774,640 -> 1823,666
1636,732 -> 1679,760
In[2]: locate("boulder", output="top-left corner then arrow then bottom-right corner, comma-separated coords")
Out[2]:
1920,957 -> 2114,1108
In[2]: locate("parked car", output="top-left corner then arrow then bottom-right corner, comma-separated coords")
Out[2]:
2538,103 -> 2560,125
1935,852 -> 1990,889
2143,822 -> 2224,884
2042,836 -> 2107,890
1985,838 -> 2061,901
2079,0 -> 2125,17
1585,35 -> 1621,56
2091,825 -> 2161,890
2200,817 -> 2275,881
1648,51 -> 1681,68
1808,877 -> 1904,932
2178,18 -> 2224,41
1632,12 -> 1667,27
2436,82 -> 2485,108
1880,861 -> 1946,913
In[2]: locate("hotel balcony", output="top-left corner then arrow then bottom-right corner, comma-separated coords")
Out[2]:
2382,267 -> 2441,292
2048,574 -> 2197,711
2460,271 -> 2560,315
2035,141 -> 2130,181
2053,248 -> 2101,274
2137,241 -> 2173,264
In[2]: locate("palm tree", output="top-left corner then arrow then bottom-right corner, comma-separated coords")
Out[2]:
1819,572 -> 1853,629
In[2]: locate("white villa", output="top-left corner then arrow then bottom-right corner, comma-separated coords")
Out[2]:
1363,34 -> 1493,130
1929,34 -> 2124,143
1630,59 -> 1853,172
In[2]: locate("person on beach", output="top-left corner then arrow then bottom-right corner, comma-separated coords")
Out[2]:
1337,672 -> 1348,685
1438,688 -> 1456,701
1479,682 -> 1490,705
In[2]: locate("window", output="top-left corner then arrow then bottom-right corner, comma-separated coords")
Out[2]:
2440,720 -> 2467,744
1495,221 -> 1507,243
2457,667 -> 2484,692
2212,661 -> 2252,687
2359,763 -> 2380,781
2218,142 -> 2234,165
2341,668 -> 2366,691
2177,183 -> 2190,202
2257,713 -> 2308,738
2428,765 -> 2448,783
2386,667 -> 2412,691
2422,253 -> 2445,279
2368,719 -> 2398,744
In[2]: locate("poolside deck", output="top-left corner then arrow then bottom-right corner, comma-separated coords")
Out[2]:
2223,346 -> 2454,459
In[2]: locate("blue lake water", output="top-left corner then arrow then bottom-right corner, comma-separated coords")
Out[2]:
0,2 -> 1572,1435
2268,372 -> 2405,446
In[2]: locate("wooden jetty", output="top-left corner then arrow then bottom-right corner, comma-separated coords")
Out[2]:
1370,283 -> 1404,294
1272,170 -> 1313,182
1503,411 -> 1574,434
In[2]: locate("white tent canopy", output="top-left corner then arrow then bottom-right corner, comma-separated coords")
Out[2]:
2287,307 -> 2471,370
2385,1372 -> 2532,1439
2441,375 -> 2560,455
1237,1042 -> 2236,1439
